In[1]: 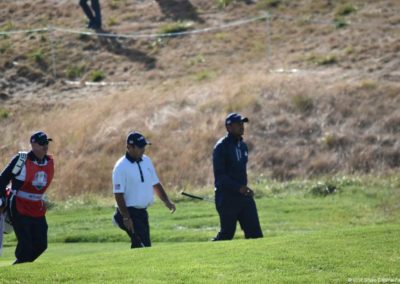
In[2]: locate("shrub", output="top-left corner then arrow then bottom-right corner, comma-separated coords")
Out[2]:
0,41 -> 11,54
217,0 -> 234,8
256,0 -> 281,10
194,70 -> 215,81
0,108 -> 10,119
357,80 -> 378,90
335,3 -> 357,17
214,32 -> 228,40
320,133 -> 351,149
188,54 -> 205,66
291,95 -> 313,113
109,0 -> 125,10
78,33 -> 91,41
0,21 -> 13,32
90,70 -> 105,82
309,182 -> 337,196
308,54 -> 338,65
29,49 -> 45,64
66,66 -> 85,80
334,18 -> 348,29
107,16 -> 119,27
316,54 -> 337,65
158,22 -> 193,36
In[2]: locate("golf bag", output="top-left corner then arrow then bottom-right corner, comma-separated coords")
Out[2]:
1,188 -> 14,234
0,152 -> 28,255
0,188 -> 14,256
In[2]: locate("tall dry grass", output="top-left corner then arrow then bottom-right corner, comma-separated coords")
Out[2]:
1,67 -> 399,200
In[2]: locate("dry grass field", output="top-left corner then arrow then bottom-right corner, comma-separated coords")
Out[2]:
0,0 -> 399,198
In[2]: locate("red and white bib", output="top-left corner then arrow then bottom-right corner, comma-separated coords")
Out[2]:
16,156 -> 54,217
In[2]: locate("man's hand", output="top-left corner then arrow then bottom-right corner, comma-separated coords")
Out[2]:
123,217 -> 134,233
166,201 -> 176,213
153,183 -> 176,213
239,186 -> 254,197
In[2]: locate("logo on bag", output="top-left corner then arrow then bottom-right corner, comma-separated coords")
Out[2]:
32,171 -> 48,190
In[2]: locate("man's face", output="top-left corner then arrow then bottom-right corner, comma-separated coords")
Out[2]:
31,141 -> 49,158
227,121 -> 245,137
127,144 -> 145,159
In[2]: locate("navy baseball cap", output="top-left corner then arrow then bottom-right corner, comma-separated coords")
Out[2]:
126,131 -> 151,148
225,113 -> 249,125
30,131 -> 52,145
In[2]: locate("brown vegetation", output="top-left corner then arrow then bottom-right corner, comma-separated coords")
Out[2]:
0,0 -> 399,199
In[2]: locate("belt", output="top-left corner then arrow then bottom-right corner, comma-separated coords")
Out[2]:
16,191 -> 44,201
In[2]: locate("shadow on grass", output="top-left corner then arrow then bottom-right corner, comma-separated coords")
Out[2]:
154,0 -> 204,23
95,29 -> 156,70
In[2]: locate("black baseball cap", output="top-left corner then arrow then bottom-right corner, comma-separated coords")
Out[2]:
30,131 -> 53,145
225,113 -> 249,125
126,131 -> 151,148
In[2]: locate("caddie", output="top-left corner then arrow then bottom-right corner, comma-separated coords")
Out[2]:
0,131 -> 54,264
112,131 -> 176,248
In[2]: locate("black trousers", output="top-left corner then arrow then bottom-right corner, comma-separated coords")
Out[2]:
114,207 -> 151,248
79,0 -> 102,28
214,195 -> 263,241
11,200 -> 48,263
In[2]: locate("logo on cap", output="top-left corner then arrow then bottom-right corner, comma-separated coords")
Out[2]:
225,113 -> 249,125
30,131 -> 52,145
126,131 -> 151,148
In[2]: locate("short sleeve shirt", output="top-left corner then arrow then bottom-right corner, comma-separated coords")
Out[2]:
112,154 -> 160,208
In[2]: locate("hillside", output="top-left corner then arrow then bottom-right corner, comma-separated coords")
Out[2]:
0,0 -> 399,198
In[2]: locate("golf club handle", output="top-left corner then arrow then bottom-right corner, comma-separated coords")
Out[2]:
181,192 -> 204,200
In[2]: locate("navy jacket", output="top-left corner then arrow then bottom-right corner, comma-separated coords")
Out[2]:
213,133 -> 248,197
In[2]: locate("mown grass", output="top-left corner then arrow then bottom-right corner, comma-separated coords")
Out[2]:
1,177 -> 399,282
1,225 -> 399,283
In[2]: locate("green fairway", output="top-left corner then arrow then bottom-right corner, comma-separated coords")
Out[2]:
1,177 -> 399,283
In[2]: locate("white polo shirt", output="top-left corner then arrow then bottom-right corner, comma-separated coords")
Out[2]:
112,154 -> 160,208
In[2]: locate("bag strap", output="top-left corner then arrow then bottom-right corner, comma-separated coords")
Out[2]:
11,151 -> 28,176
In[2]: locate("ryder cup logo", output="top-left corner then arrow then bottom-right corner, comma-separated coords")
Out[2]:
32,171 -> 48,190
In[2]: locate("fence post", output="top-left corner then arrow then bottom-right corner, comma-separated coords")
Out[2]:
48,25 -> 57,80
265,12 -> 273,71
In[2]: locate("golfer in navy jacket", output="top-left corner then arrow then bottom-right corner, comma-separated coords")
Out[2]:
213,113 -> 263,241
112,131 -> 176,248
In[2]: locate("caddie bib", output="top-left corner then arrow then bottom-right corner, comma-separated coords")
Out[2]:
16,156 -> 54,217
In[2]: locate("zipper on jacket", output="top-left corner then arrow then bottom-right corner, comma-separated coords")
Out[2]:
236,144 -> 242,161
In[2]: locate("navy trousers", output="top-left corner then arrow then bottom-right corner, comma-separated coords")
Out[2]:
214,194 -> 263,241
79,0 -> 102,28
114,207 -> 151,248
11,200 -> 48,263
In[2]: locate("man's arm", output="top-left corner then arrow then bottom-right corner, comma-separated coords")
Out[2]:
114,193 -> 134,233
112,163 -> 134,233
153,183 -> 176,213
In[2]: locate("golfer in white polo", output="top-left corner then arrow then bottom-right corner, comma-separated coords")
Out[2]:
112,131 -> 176,248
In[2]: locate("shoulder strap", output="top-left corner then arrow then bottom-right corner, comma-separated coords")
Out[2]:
11,151 -> 28,175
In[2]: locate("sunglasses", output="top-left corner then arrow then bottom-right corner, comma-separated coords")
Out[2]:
37,141 -> 49,146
